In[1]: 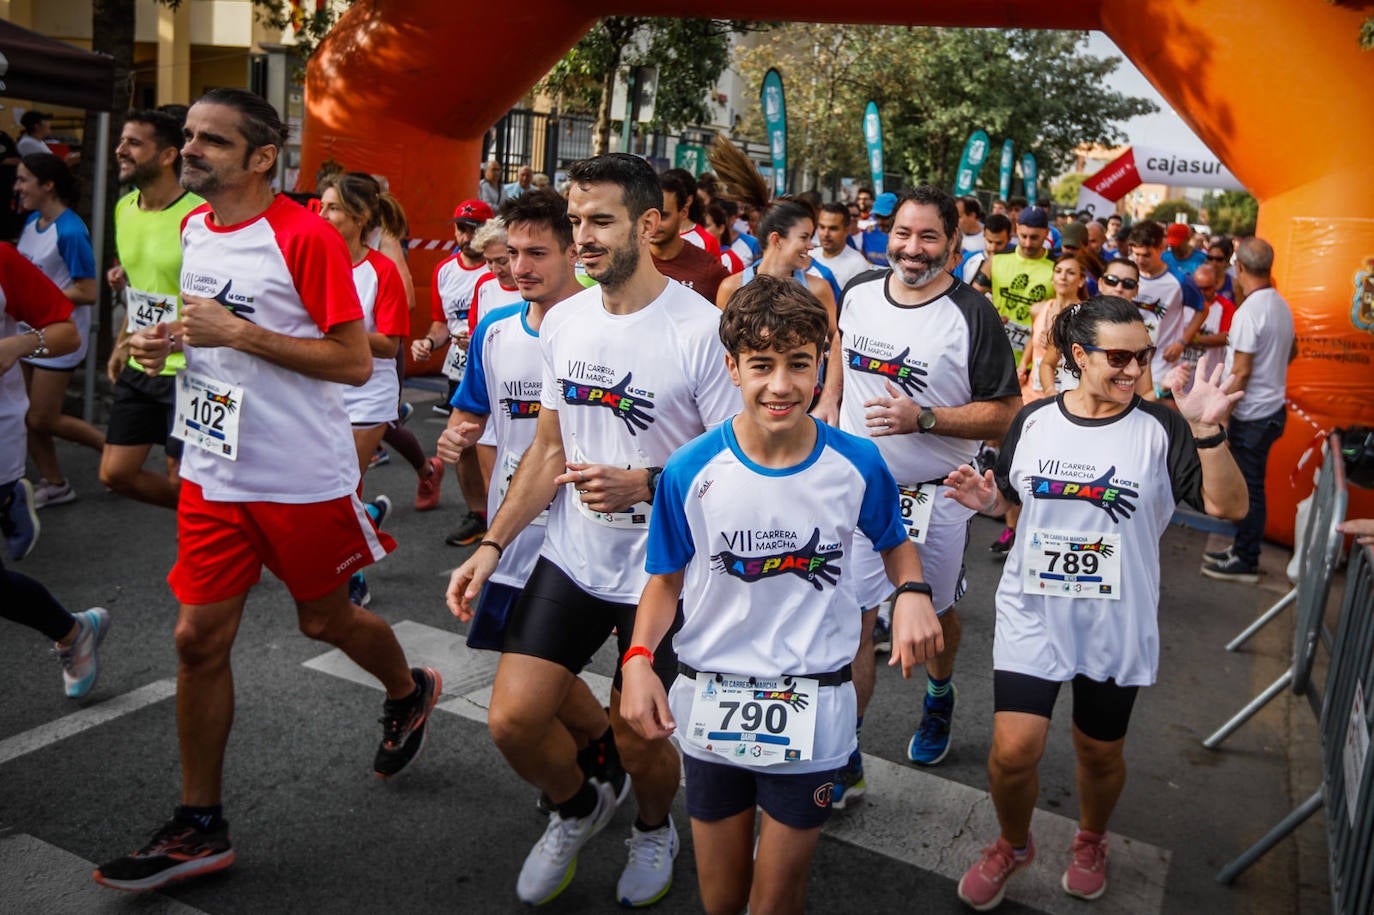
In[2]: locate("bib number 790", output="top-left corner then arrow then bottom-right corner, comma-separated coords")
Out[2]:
719,700 -> 789,734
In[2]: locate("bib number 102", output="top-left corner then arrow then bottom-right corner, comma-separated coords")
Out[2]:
186,394 -> 228,432
720,700 -> 787,734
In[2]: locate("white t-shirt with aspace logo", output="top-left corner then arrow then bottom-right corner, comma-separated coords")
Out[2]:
178,195 -> 364,503
537,280 -> 741,603
453,302 -> 548,587
1225,286 -> 1294,421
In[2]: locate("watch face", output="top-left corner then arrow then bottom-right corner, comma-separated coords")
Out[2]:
918,409 -> 937,431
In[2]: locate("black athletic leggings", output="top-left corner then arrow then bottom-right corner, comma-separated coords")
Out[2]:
1,483 -> 75,641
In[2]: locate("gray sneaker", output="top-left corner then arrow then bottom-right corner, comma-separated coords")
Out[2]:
517,781 -> 616,905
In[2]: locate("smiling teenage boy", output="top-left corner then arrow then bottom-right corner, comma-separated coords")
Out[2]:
620,275 -> 943,915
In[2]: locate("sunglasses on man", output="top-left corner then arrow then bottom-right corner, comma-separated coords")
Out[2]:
1100,275 -> 1139,290
1080,344 -> 1157,368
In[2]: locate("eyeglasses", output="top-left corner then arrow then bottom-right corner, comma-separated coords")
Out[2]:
1206,255 -> 1228,262
1100,275 -> 1139,290
1080,344 -> 1156,368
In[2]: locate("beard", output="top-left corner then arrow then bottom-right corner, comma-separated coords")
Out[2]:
179,160 -> 220,196
583,238 -> 639,289
889,252 -> 946,289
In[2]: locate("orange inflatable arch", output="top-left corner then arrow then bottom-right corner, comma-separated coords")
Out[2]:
301,0 -> 1374,544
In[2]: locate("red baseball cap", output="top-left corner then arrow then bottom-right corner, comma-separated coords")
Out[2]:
1165,222 -> 1191,246
451,199 -> 494,225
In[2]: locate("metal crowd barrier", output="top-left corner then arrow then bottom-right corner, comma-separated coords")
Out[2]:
1205,434 -> 1349,749
1319,543 -> 1374,912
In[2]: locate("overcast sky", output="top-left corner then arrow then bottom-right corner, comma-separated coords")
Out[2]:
1087,31 -> 1211,154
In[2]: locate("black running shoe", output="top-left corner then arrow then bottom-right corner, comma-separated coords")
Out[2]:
444,511 -> 488,547
374,667 -> 442,778
93,817 -> 234,892
1203,545 -> 1234,564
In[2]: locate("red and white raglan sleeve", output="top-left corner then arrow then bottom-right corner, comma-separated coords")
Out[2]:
270,201 -> 363,331
0,243 -> 73,327
369,251 -> 412,337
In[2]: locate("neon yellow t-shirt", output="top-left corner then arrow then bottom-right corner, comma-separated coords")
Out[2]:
115,189 -> 204,375
987,251 -> 1054,362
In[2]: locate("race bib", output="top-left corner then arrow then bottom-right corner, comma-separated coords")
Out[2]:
442,340 -> 467,382
568,439 -> 652,530
173,371 -> 243,460
1005,320 -> 1031,354
498,449 -> 548,527
686,672 -> 819,767
125,287 -> 177,333
898,482 -> 937,544
1021,528 -> 1121,600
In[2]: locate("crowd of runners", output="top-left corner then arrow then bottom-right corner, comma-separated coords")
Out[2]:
0,89 -> 1313,912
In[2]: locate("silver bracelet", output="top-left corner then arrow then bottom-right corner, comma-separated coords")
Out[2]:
25,326 -> 48,357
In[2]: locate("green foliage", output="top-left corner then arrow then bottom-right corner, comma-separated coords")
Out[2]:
1362,17 -> 1374,50
1052,173 -> 1088,207
248,0 -> 341,62
736,26 -> 1155,189
1202,190 -> 1259,237
1146,198 -> 1199,225
541,19 -> 767,154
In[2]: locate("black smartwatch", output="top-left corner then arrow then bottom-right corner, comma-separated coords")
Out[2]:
916,407 -> 937,434
645,466 -> 664,504
893,581 -> 933,600
1194,427 -> 1227,449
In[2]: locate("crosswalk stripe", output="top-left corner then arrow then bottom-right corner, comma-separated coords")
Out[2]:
305,620 -> 1169,914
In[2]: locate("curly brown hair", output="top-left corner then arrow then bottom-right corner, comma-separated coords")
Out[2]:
719,275 -> 829,358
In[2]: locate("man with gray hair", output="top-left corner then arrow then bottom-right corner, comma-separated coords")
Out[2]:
1201,236 -> 1296,583
502,164 -> 534,202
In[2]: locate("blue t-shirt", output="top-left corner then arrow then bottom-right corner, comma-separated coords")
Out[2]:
1162,248 -> 1207,276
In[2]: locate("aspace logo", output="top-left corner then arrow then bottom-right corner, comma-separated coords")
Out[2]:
710,527 -> 841,591
845,345 -> 928,397
559,371 -> 655,435
1028,464 -> 1139,523
499,397 -> 540,420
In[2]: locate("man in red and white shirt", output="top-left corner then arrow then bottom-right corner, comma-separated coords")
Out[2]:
662,167 -> 721,256
412,198 -> 494,546
96,88 -> 440,895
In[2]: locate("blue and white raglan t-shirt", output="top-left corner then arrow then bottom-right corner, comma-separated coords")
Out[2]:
453,301 -> 548,587
18,208 -> 95,370
647,416 -> 906,773
993,395 -> 1204,686
538,280 -> 740,603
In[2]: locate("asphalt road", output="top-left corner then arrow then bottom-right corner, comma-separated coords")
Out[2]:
0,397 -> 1323,914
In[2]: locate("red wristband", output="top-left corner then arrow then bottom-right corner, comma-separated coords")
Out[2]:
621,645 -> 654,669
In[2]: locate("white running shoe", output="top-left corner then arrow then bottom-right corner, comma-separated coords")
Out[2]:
516,780 -> 616,905
56,608 -> 110,698
616,815 -> 679,907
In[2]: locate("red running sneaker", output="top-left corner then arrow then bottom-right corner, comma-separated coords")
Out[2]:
1062,829 -> 1108,900
957,834 -> 1034,911
415,456 -> 444,511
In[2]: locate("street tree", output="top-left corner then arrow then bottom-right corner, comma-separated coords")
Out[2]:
736,25 -> 1155,192
540,18 -> 768,155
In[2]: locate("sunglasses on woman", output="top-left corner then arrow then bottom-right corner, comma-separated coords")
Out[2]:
1100,275 -> 1139,290
1081,344 -> 1156,368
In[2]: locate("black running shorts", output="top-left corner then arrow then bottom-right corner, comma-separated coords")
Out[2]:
106,366 -> 182,458
502,556 -> 681,691
993,670 -> 1139,743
